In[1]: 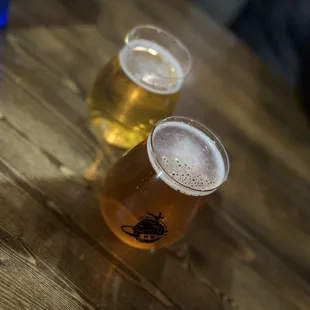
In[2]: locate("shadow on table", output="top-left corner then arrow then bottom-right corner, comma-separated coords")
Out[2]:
9,0 -> 100,29
0,175 -> 239,309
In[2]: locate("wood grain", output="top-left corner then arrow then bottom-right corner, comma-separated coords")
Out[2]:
0,0 -> 310,309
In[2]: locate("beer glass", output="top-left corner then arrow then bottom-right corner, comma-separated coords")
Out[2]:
99,116 -> 229,249
87,25 -> 192,149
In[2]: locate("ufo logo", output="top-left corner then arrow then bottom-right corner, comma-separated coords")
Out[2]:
121,212 -> 168,243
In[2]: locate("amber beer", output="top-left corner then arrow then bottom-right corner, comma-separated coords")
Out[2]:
87,25 -> 191,149
99,117 -> 229,249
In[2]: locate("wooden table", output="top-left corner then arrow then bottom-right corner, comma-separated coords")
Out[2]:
1,0 -> 310,309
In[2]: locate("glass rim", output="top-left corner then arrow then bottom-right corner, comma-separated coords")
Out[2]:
147,116 -> 230,195
124,24 -> 192,78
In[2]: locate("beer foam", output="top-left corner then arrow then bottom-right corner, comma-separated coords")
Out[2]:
147,121 -> 226,196
119,39 -> 184,95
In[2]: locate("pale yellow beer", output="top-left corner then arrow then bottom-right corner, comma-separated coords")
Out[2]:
99,117 -> 229,249
87,26 -> 191,149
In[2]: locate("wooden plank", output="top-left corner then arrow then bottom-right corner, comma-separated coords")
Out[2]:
185,203 -> 310,310
1,0 -> 310,309
0,36 -> 117,170
0,119 -> 309,310
0,121 -> 227,310
0,163 -> 172,310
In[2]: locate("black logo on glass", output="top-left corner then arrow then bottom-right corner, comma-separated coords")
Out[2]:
121,212 -> 168,243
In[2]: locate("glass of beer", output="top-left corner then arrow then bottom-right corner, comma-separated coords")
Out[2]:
87,25 -> 192,149
99,116 -> 229,249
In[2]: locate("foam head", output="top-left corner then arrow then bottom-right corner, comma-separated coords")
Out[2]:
119,39 -> 184,94
147,119 -> 228,196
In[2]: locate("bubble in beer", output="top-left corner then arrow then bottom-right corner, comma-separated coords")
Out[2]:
147,121 -> 226,196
